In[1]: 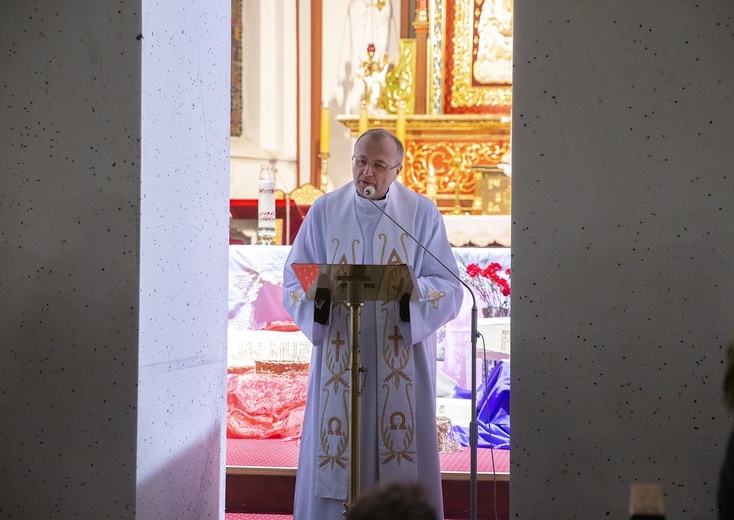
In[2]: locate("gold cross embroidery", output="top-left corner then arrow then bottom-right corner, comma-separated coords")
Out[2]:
388,326 -> 403,356
332,330 -> 346,357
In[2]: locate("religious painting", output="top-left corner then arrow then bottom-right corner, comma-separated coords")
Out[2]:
430,0 -> 513,115
230,0 -> 243,137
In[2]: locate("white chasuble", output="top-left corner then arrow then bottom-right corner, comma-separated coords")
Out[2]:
283,181 -> 463,515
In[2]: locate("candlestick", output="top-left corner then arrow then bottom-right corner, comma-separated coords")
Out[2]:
320,105 -> 330,154
452,181 -> 463,215
319,152 -> 330,192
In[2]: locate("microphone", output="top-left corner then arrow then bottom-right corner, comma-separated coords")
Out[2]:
362,188 -> 483,520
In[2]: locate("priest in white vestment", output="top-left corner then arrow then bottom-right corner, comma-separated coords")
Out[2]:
282,129 -> 463,519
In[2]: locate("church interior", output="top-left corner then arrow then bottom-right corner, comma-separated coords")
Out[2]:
2,0 -> 733,519
226,1 -> 513,518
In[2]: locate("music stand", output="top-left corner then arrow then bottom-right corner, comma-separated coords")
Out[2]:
292,262 -> 417,512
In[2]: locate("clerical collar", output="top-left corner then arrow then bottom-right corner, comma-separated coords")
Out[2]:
358,187 -> 389,201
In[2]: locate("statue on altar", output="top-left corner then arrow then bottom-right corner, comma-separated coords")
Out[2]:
357,43 -> 390,114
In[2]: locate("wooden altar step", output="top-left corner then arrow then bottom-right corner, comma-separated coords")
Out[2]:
225,438 -> 509,520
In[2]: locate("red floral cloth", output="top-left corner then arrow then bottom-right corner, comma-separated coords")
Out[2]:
226,371 -> 308,440
258,320 -> 300,332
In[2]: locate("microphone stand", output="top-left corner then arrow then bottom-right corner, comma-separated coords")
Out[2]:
362,191 -> 480,520
468,291 -> 479,520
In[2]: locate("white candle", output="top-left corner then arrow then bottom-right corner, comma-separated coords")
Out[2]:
257,164 -> 276,243
426,165 -> 437,201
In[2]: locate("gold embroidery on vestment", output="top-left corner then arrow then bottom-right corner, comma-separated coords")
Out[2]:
387,249 -> 403,265
319,413 -> 348,470
389,411 -> 407,430
388,326 -> 403,356
324,312 -> 350,391
382,337 -> 412,388
330,238 -> 340,264
327,417 -> 343,435
319,310 -> 351,471
290,290 -> 302,307
331,330 -> 346,358
427,287 -> 446,308
378,232 -> 409,265
380,383 -> 416,466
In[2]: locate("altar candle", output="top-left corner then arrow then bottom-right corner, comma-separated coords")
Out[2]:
426,164 -> 438,201
359,105 -> 368,134
320,105 -> 330,154
396,103 -> 406,145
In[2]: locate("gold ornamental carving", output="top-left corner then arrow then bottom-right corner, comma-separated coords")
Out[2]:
335,114 -> 511,213
384,39 -> 416,114
403,139 -> 510,200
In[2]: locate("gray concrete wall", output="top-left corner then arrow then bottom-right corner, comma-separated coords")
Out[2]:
0,0 -> 229,518
512,1 -> 734,518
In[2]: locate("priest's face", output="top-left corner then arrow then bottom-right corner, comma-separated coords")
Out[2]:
352,134 -> 402,199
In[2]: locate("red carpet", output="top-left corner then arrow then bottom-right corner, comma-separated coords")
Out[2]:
225,515 -> 471,520
226,438 -> 509,519
225,515 -> 291,520
226,437 -> 509,476
225,515 -> 470,520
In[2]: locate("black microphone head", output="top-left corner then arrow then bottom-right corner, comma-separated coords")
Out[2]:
363,186 -> 376,199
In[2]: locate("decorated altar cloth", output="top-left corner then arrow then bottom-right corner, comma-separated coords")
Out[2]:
442,214 -> 511,247
227,245 -> 511,439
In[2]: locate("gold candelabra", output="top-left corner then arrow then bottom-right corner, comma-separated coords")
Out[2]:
319,152 -> 330,192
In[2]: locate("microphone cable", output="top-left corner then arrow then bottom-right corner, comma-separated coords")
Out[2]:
478,330 -> 500,520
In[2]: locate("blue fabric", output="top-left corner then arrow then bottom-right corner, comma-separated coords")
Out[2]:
452,360 -> 510,449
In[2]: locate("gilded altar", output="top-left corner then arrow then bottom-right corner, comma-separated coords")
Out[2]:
337,114 -> 511,214
337,0 -> 513,215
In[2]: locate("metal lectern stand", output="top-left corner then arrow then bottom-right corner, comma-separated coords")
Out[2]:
291,262 -> 417,514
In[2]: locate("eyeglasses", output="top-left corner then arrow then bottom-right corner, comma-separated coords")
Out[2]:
352,156 -> 401,175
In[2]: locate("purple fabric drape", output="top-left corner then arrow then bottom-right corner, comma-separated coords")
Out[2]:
452,360 -> 510,449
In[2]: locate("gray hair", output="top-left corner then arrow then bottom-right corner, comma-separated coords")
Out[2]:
355,128 -> 404,164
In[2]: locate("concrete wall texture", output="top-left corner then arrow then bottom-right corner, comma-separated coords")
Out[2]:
0,0 -> 229,518
512,1 -> 734,518
2,0 -> 734,518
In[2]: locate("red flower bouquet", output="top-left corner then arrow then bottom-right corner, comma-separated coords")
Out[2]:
464,262 -> 511,317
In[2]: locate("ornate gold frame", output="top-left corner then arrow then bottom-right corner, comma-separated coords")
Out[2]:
430,0 -> 513,114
